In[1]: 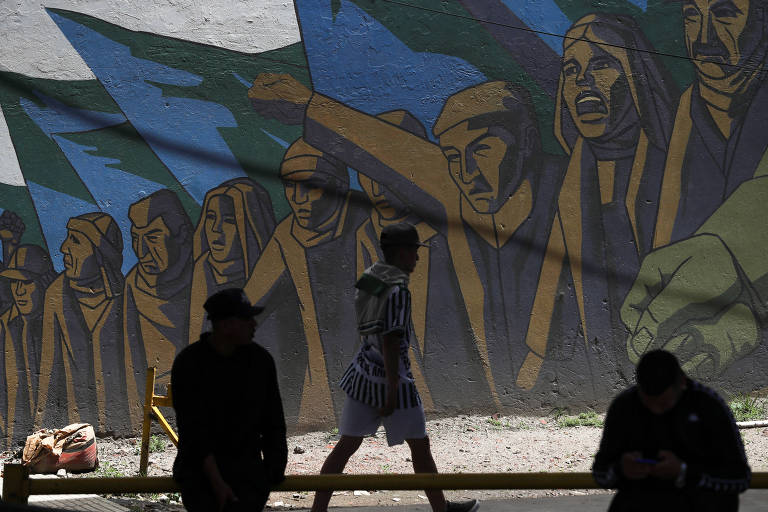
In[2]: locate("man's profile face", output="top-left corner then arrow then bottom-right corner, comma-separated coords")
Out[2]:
359,175 -> 408,221
283,168 -> 344,230
439,121 -> 519,214
562,40 -> 633,140
683,0 -> 751,81
204,195 -> 242,263
131,216 -> 174,275
10,278 -> 43,316
60,229 -> 99,281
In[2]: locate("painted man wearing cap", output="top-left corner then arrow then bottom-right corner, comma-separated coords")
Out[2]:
172,287 -> 287,512
352,110 -> 486,415
123,189 -> 195,420
242,137 -> 370,429
0,245 -> 56,444
593,350 -> 750,511
36,212 -> 132,435
0,210 -> 26,315
249,76 -> 576,403
312,222 -> 478,512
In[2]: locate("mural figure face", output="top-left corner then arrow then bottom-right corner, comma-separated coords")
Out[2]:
131,216 -> 174,275
359,175 -> 408,221
683,0 -> 751,83
60,229 -> 99,281
562,40 -> 633,140
439,122 -> 519,214
204,194 -> 242,263
284,170 -> 344,229
10,279 -> 43,316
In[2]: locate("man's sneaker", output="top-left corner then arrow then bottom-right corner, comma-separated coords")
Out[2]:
445,499 -> 479,512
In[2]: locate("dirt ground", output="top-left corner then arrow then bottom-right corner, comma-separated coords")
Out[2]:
4,411 -> 767,511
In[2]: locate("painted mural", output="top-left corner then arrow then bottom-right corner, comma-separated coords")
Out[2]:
1,0 -> 768,446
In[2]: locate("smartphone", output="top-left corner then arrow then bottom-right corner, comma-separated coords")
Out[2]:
635,458 -> 659,465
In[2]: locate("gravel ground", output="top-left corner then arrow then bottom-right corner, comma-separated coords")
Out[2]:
4,410 -> 767,511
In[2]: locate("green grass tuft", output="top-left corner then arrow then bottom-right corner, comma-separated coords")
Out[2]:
730,395 -> 765,422
556,411 -> 604,428
149,434 -> 167,453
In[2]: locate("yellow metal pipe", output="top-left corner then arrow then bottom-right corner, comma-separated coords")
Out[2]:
23,471 -> 768,497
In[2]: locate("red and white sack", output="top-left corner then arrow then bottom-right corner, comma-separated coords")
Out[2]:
22,423 -> 98,474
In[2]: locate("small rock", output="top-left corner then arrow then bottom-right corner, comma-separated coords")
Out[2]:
293,445 -> 305,454
56,469 -> 66,478
273,501 -> 284,507
539,419 -> 547,424
332,491 -> 348,496
353,490 -> 370,496
392,497 -> 401,502
418,494 -> 427,500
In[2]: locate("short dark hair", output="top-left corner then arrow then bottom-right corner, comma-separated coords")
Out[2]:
636,350 -> 682,396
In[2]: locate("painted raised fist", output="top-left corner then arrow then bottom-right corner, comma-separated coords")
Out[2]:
248,72 -> 312,125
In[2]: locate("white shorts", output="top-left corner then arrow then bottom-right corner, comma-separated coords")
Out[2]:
338,395 -> 427,446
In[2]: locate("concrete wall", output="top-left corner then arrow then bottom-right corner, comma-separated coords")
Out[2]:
1,0 -> 767,444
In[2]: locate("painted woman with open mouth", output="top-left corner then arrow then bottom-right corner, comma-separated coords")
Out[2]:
529,13 -> 677,373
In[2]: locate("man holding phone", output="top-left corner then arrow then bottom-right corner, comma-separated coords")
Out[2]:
593,350 -> 750,511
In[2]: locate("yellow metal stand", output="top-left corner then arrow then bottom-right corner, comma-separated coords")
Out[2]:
139,367 -> 178,476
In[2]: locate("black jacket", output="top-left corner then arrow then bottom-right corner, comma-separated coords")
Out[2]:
171,334 -> 288,489
593,379 -> 750,511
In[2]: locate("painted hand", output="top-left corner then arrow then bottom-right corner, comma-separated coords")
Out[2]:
0,210 -> 25,244
248,72 -> 312,125
621,234 -> 760,378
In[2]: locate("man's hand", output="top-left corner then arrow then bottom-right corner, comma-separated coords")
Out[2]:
650,450 -> 683,480
248,73 -> 312,125
0,210 -> 25,244
621,451 -> 652,480
621,234 -> 760,377
212,479 -> 238,512
378,395 -> 396,417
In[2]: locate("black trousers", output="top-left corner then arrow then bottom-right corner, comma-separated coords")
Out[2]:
180,481 -> 269,512
609,489 -> 739,512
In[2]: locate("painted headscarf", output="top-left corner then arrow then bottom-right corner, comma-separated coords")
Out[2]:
66,212 -> 124,298
555,13 -> 677,153
193,177 -> 276,277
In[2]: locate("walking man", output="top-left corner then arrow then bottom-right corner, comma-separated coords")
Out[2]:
172,288 -> 287,511
311,222 -> 479,512
593,350 -> 750,511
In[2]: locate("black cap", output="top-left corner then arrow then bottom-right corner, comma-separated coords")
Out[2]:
204,288 -> 264,322
636,350 -> 682,396
380,222 -> 428,248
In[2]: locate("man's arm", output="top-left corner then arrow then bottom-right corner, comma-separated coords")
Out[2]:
378,286 -> 411,416
249,73 -> 454,229
683,390 -> 751,493
593,395 -> 651,488
380,332 -> 401,417
260,351 -> 288,485
171,352 -> 214,473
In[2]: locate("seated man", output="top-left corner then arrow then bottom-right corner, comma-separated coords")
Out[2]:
593,350 -> 750,512
172,288 -> 287,512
